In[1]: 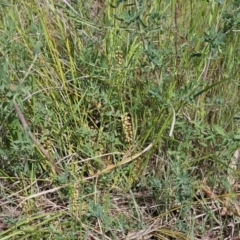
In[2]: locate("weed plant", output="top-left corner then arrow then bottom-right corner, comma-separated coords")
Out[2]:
0,0 -> 240,239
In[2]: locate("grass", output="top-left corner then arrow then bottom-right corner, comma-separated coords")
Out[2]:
0,0 -> 240,239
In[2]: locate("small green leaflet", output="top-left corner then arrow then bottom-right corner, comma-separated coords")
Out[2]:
34,41 -> 42,56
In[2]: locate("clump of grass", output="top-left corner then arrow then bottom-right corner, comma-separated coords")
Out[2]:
0,0 -> 240,239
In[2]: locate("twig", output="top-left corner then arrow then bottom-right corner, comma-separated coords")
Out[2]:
13,100 -> 61,174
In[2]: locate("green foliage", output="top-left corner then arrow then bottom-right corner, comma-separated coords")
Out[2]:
0,0 -> 240,239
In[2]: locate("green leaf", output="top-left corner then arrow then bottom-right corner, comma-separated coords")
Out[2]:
0,2 -> 13,6
233,135 -> 240,140
212,124 -> 226,137
34,41 -> 42,56
215,0 -> 224,4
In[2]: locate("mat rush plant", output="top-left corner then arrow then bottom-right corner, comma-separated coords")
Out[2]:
0,0 -> 240,239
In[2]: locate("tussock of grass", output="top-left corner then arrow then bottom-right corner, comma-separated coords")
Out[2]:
0,0 -> 240,239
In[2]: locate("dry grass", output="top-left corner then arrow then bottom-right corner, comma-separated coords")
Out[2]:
0,0 -> 240,239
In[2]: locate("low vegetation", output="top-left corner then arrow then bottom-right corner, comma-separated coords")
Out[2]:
0,0 -> 240,239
